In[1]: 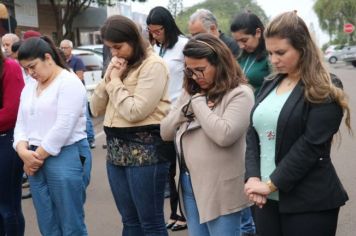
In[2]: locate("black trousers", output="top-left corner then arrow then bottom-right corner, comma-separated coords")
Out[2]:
165,142 -> 185,221
254,199 -> 339,236
0,129 -> 24,236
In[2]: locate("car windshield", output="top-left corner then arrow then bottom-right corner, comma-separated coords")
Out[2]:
76,53 -> 103,71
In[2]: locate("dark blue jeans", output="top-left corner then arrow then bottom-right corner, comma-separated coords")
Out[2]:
107,162 -> 169,236
0,129 -> 24,236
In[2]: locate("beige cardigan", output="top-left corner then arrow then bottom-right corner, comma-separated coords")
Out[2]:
161,85 -> 254,223
90,48 -> 170,127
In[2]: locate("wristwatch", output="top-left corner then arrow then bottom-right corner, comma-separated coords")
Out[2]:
266,179 -> 277,192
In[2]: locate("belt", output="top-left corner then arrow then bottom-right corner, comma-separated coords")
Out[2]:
29,145 -> 38,151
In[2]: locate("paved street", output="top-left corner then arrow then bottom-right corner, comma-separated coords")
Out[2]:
22,61 -> 356,235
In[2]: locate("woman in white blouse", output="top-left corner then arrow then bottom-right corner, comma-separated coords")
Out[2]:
14,36 -> 91,236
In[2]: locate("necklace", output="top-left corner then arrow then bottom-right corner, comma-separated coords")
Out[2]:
242,55 -> 257,75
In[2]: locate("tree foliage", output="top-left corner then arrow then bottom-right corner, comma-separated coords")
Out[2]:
174,0 -> 268,36
314,0 -> 356,44
49,0 -> 146,43
168,0 -> 183,18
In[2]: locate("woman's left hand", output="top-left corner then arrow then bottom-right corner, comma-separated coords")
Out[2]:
248,193 -> 267,208
245,180 -> 271,196
110,57 -> 127,80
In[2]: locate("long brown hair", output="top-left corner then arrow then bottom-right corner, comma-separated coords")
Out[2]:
265,11 -> 351,132
100,15 -> 148,79
182,33 -> 246,105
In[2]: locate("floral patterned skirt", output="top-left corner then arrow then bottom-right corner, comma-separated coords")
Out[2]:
104,125 -> 171,166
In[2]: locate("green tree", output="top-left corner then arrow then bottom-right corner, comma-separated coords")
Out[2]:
314,0 -> 356,44
49,0 -> 146,42
168,0 -> 183,18
175,0 -> 268,36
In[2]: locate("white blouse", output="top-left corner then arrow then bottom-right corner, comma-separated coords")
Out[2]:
154,36 -> 188,104
14,69 -> 87,156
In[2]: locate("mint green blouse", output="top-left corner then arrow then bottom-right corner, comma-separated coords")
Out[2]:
252,87 -> 291,200
238,52 -> 270,96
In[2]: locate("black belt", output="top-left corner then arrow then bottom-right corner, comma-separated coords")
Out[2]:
29,145 -> 38,151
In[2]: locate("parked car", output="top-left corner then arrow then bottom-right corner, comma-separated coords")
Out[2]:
72,49 -> 103,100
342,45 -> 356,67
77,44 -> 103,55
324,45 -> 345,64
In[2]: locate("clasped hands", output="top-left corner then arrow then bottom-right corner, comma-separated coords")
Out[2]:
18,147 -> 49,176
244,177 -> 271,208
106,57 -> 127,82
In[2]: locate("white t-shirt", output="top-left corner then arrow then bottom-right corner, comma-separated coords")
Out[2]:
14,69 -> 87,156
154,36 -> 188,104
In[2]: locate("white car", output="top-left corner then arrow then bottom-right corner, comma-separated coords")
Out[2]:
77,44 -> 103,55
324,45 -> 345,64
72,49 -> 103,100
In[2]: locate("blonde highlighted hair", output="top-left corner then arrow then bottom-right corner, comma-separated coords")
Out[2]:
265,11 -> 351,132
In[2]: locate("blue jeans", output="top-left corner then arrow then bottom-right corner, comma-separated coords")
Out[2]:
86,103 -> 95,143
181,172 -> 242,236
241,207 -> 256,234
107,162 -> 169,236
0,129 -> 25,236
29,139 -> 92,236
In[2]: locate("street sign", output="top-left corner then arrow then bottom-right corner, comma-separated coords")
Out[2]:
344,23 -> 354,33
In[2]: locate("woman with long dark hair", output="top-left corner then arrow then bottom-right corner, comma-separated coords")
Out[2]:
90,15 -> 171,235
14,36 -> 91,235
146,6 -> 188,231
231,12 -> 270,96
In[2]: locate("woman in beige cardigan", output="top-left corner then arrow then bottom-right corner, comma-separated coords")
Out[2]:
161,33 -> 254,236
90,15 -> 171,235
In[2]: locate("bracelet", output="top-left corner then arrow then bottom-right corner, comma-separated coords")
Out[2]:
266,179 -> 277,192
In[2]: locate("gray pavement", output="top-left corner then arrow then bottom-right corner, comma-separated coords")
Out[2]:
22,61 -> 356,235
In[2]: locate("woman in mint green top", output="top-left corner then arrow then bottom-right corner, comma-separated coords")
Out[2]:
231,12 -> 270,96
230,12 -> 270,236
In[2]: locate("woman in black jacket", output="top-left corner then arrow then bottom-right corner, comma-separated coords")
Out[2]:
244,11 -> 351,236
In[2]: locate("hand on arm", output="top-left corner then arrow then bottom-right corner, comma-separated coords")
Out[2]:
35,146 -> 50,160
244,177 -> 274,208
16,141 -> 44,175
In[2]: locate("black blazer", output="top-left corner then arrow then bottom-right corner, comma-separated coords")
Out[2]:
245,74 -> 348,213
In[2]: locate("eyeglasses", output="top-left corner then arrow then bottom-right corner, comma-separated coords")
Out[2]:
60,46 -> 71,50
146,26 -> 164,35
183,66 -> 207,79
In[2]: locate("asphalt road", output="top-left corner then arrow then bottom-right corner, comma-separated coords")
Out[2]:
22,61 -> 356,236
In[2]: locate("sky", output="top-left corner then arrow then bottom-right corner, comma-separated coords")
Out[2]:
129,0 -> 329,46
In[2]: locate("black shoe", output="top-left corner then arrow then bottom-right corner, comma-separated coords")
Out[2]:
165,221 -> 176,229
22,192 -> 32,199
89,141 -> 96,149
171,223 -> 187,231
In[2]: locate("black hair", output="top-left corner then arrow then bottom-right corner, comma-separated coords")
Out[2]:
18,36 -> 69,70
11,41 -> 21,53
230,12 -> 267,61
146,6 -> 183,49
